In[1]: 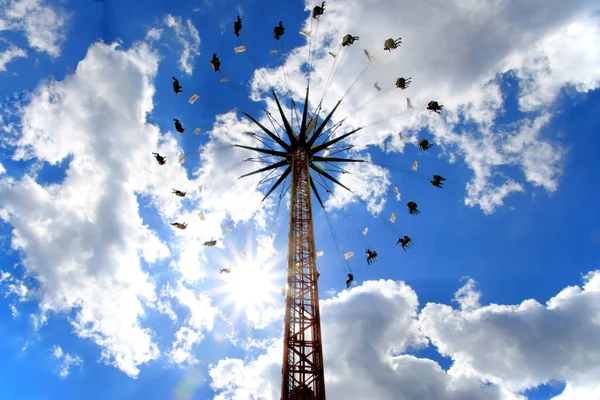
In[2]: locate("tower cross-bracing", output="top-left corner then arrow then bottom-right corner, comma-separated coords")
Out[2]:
236,87 -> 364,399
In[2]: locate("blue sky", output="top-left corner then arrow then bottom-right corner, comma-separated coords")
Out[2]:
1,0 -> 600,399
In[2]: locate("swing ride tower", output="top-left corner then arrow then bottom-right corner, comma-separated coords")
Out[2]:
164,6 -> 427,399
237,87 -> 364,400
281,143 -> 325,400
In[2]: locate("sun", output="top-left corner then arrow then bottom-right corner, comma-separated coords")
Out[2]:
214,253 -> 283,322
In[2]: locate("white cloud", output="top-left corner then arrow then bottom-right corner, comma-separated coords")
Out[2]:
161,281 -> 219,366
164,14 -> 201,75
255,234 -> 277,265
0,41 -> 171,377
30,312 -> 47,330
51,344 -> 83,378
552,384 -> 600,400
0,31 -> 286,379
431,112 -> 561,213
0,269 -> 28,300
1,269 -> 27,319
0,33 -> 254,373
420,270 -> 600,396
209,339 -> 282,400
503,114 -> 563,191
0,0 -> 598,385
167,326 -> 204,366
183,111 -> 280,255
146,28 -> 163,41
51,344 -> 64,359
454,278 -> 481,311
0,0 -> 68,57
209,279 -> 524,399
510,17 -> 600,112
0,41 -> 26,71
323,155 -> 391,215
210,271 -> 600,399
248,0 -> 600,213
247,304 -> 284,331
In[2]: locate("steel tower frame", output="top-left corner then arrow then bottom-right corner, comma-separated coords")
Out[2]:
236,88 -> 364,400
282,146 -> 325,399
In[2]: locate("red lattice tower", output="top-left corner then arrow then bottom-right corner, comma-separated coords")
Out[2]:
238,88 -> 363,399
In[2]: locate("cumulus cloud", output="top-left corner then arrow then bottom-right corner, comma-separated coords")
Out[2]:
248,0 -> 600,213
164,14 -> 201,75
184,111 -> 283,254
209,271 -> 600,399
0,0 -> 68,57
147,110 -> 281,285
454,278 -> 481,311
209,279 -> 524,399
420,270 -> 600,396
167,326 -> 204,366
502,114 -> 564,191
0,41 -> 26,71
0,35 -> 245,375
51,344 -> 83,378
323,156 -> 391,215
0,41 -> 171,377
161,281 -> 219,366
0,31 -> 288,380
209,339 -> 282,400
510,17 -> 600,111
